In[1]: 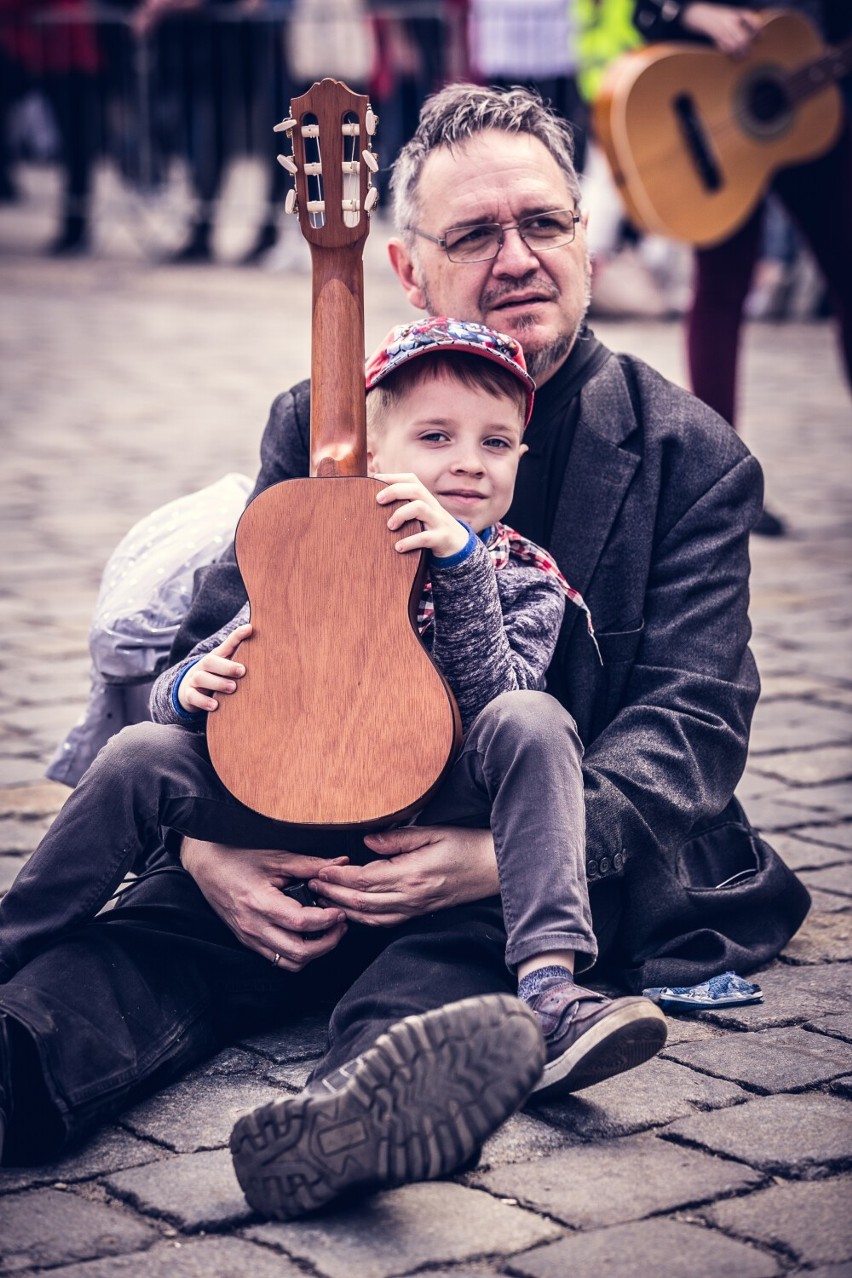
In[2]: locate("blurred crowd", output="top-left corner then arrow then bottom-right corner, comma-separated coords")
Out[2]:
0,0 -> 842,333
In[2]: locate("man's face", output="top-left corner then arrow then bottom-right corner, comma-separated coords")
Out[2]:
388,130 -> 590,385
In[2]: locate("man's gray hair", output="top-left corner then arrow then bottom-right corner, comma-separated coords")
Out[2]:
390,83 -> 582,243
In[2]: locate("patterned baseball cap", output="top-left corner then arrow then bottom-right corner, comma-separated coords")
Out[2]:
365,317 -> 535,427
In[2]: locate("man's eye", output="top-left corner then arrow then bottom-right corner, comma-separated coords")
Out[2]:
447,225 -> 494,249
524,215 -> 564,234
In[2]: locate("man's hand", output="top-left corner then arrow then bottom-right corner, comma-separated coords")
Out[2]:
681,3 -> 761,55
308,825 -> 499,926
181,838 -> 348,970
178,623 -> 252,714
375,473 -> 470,560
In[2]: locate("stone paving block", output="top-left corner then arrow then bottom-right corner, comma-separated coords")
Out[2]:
801,866 -> 852,897
0,1127 -> 162,1193
476,1110 -> 575,1169
748,702 -> 852,754
474,1132 -> 763,1228
245,1181 -> 562,1278
105,1148 -> 251,1232
265,1061 -> 317,1092
531,1057 -> 747,1140
663,1093 -> 852,1175
508,1219 -> 781,1278
663,1027 -> 852,1092
701,1175 -> 852,1266
0,780 -> 66,818
749,747 -> 852,787
0,1186 -> 159,1272
770,832 -> 850,871
797,1266 -> 852,1278
805,1013 -> 852,1043
798,824 -> 852,851
240,1014 -> 330,1063
0,855 -> 26,894
122,1073 -> 276,1153
807,889 -> 852,914
661,1018 -> 726,1046
831,1077 -> 852,1099
11,1237 -> 309,1278
0,755 -> 51,785
0,816 -> 51,854
783,786 -> 852,822
735,790 -> 828,833
783,912 -> 852,963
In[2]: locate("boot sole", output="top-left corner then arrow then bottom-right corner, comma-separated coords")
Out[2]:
230,993 -> 545,1220
532,999 -> 667,1099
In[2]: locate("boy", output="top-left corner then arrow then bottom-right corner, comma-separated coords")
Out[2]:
0,318 -> 665,1164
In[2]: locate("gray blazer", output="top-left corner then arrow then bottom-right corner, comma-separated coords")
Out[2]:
170,345 -> 810,987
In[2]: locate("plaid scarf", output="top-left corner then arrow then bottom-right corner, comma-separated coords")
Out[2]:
417,522 -> 600,658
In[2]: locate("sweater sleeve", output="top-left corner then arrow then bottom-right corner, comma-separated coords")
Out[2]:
428,540 -> 566,732
150,603 -> 251,728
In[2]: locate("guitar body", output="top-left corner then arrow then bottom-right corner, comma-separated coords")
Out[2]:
207,477 -> 460,827
594,10 -> 845,246
207,77 -> 461,828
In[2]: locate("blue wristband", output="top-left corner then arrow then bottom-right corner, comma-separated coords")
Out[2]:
172,659 -> 205,719
431,520 -> 477,569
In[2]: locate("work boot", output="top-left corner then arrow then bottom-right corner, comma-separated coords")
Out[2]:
230,993 -> 544,1220
527,976 -> 667,1099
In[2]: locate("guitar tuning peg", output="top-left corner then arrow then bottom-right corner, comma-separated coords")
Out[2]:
284,188 -> 297,215
273,116 -> 296,134
363,150 -> 379,173
365,108 -> 378,136
276,154 -> 297,175
365,187 -> 379,213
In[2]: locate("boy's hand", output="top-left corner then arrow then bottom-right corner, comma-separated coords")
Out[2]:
178,622 -> 252,714
375,473 -> 470,560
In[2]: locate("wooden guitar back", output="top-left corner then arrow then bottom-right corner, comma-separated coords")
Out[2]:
207,477 -> 461,827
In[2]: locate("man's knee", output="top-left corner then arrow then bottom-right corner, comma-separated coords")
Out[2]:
92,721 -> 192,784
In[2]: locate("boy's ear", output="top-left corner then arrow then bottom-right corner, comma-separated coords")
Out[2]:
519,442 -> 529,459
366,446 -> 377,476
388,238 -> 428,311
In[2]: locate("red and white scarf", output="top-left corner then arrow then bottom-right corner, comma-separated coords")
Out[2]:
417,522 -> 599,656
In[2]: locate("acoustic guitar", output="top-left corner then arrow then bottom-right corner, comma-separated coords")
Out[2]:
207,78 -> 461,827
594,9 -> 851,246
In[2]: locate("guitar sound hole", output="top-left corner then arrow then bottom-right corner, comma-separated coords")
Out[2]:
748,77 -> 789,124
737,66 -> 793,139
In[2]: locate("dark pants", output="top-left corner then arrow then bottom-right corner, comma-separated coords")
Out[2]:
0,693 -> 615,1163
688,123 -> 852,428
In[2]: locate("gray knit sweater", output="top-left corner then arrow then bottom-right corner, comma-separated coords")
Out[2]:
150,535 -> 567,735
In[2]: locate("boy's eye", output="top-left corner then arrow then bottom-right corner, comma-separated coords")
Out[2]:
420,431 -> 450,443
484,437 -> 512,449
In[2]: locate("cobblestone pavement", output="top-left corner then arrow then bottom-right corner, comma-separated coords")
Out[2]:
1,197 -> 851,1276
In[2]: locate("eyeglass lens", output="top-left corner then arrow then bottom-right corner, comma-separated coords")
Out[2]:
444,210 -> 577,263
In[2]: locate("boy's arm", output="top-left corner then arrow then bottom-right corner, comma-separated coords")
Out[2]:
429,540 -> 566,731
150,605 -> 250,727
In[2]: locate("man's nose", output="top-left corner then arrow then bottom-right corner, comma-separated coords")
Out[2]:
491,226 -> 539,275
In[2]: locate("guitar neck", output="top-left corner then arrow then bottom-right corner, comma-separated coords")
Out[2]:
309,245 -> 367,478
784,38 -> 852,107
284,78 -> 378,481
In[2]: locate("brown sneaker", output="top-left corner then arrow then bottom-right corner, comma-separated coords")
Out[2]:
527,978 -> 667,1099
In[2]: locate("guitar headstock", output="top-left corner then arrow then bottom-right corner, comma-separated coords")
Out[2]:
275,78 -> 379,250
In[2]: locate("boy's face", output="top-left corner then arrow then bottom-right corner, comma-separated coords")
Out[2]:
367,369 -> 528,533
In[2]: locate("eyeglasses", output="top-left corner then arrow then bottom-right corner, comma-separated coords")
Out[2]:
406,209 -> 581,264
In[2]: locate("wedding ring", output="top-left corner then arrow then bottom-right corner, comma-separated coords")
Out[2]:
272,952 -> 281,967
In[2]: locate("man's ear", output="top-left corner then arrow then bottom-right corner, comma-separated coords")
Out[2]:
388,237 -> 427,311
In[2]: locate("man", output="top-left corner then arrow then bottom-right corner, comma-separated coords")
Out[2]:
0,86 -> 807,1209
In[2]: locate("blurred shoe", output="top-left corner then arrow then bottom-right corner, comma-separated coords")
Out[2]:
589,249 -> 669,319
753,507 -> 787,537
166,222 -> 213,265
527,976 -> 667,1099
240,222 -> 279,266
230,993 -> 544,1220
258,234 -> 311,274
47,215 -> 89,257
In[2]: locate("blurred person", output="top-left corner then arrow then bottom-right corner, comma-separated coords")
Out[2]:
0,0 -> 102,254
634,0 -> 852,536
468,0 -> 588,170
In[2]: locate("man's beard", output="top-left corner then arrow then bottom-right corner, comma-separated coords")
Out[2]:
419,258 -> 591,384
